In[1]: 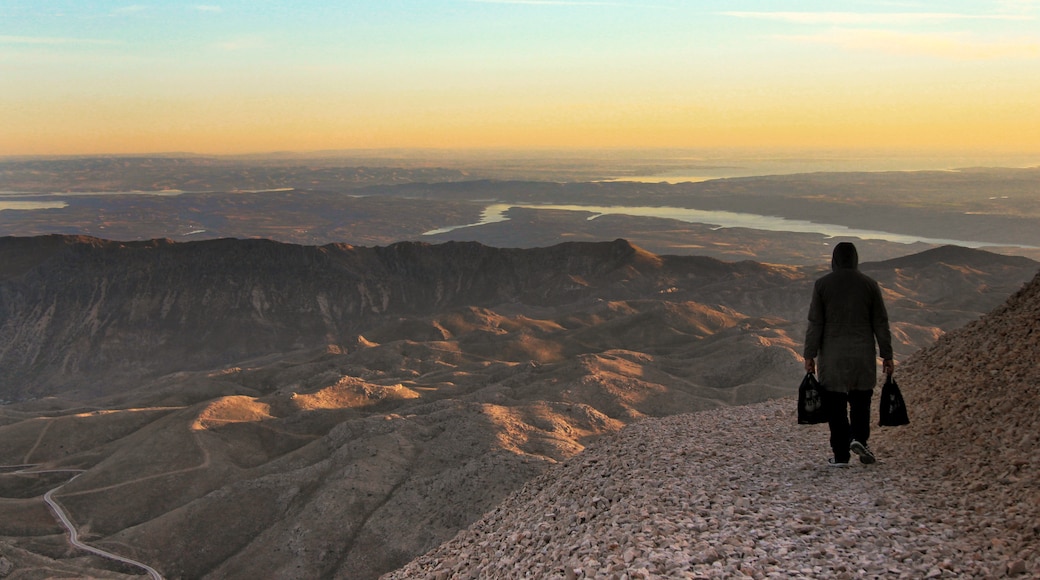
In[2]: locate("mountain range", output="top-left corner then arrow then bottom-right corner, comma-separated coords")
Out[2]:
0,235 -> 1036,578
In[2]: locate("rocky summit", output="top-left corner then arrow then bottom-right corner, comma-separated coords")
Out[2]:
386,271 -> 1040,579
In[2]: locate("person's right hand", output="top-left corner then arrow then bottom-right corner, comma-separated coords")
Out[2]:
883,358 -> 895,376
804,357 -> 816,374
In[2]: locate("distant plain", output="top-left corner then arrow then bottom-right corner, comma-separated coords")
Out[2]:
2,151 -> 1038,265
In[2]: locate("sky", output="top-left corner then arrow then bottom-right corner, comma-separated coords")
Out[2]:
2,0 -> 1040,157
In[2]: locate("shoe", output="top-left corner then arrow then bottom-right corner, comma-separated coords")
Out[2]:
850,440 -> 876,464
828,458 -> 850,468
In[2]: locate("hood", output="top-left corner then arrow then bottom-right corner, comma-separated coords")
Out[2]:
831,242 -> 859,271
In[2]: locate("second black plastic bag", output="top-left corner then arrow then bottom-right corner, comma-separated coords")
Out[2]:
797,372 -> 828,425
879,374 -> 910,426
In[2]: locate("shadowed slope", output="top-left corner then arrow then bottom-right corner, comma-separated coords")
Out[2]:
875,270 -> 1040,568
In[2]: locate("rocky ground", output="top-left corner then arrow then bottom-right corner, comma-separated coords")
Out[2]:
386,271 -> 1040,580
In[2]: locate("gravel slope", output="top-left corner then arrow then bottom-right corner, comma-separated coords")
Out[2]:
385,272 -> 1040,579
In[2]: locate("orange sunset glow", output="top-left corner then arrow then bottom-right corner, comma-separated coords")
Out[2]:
3,1 -> 1040,157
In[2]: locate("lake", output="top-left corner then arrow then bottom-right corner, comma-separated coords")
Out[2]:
0,201 -> 68,211
423,203 -> 1029,249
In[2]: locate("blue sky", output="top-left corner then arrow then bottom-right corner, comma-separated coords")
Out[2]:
3,0 -> 1039,155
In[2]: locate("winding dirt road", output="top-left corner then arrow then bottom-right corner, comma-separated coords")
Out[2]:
7,465 -> 164,579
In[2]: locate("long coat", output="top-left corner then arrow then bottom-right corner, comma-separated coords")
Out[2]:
803,243 -> 893,392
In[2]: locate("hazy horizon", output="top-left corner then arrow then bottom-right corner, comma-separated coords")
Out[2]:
4,1 -> 1040,157
5,146 -> 1038,178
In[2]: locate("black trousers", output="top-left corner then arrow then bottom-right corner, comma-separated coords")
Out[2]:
824,389 -> 872,462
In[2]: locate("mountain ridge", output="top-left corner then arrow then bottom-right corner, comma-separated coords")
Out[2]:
0,235 -> 783,400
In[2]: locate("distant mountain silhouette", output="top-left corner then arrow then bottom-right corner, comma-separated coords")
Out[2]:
867,244 -> 1038,270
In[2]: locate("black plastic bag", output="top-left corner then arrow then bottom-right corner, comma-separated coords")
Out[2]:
879,374 -> 910,426
797,372 -> 828,424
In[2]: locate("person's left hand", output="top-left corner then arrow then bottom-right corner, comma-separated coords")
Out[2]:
804,357 -> 816,374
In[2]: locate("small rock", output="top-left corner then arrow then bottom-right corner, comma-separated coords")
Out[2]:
1007,560 -> 1027,576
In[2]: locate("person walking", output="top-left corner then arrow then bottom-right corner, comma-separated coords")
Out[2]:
803,242 -> 894,466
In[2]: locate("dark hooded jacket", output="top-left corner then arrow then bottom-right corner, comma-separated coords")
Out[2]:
804,242 -> 893,392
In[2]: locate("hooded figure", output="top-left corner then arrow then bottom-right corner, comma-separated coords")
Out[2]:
804,242 -> 894,465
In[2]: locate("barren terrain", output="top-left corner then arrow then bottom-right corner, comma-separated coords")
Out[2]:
0,235 -> 1036,579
